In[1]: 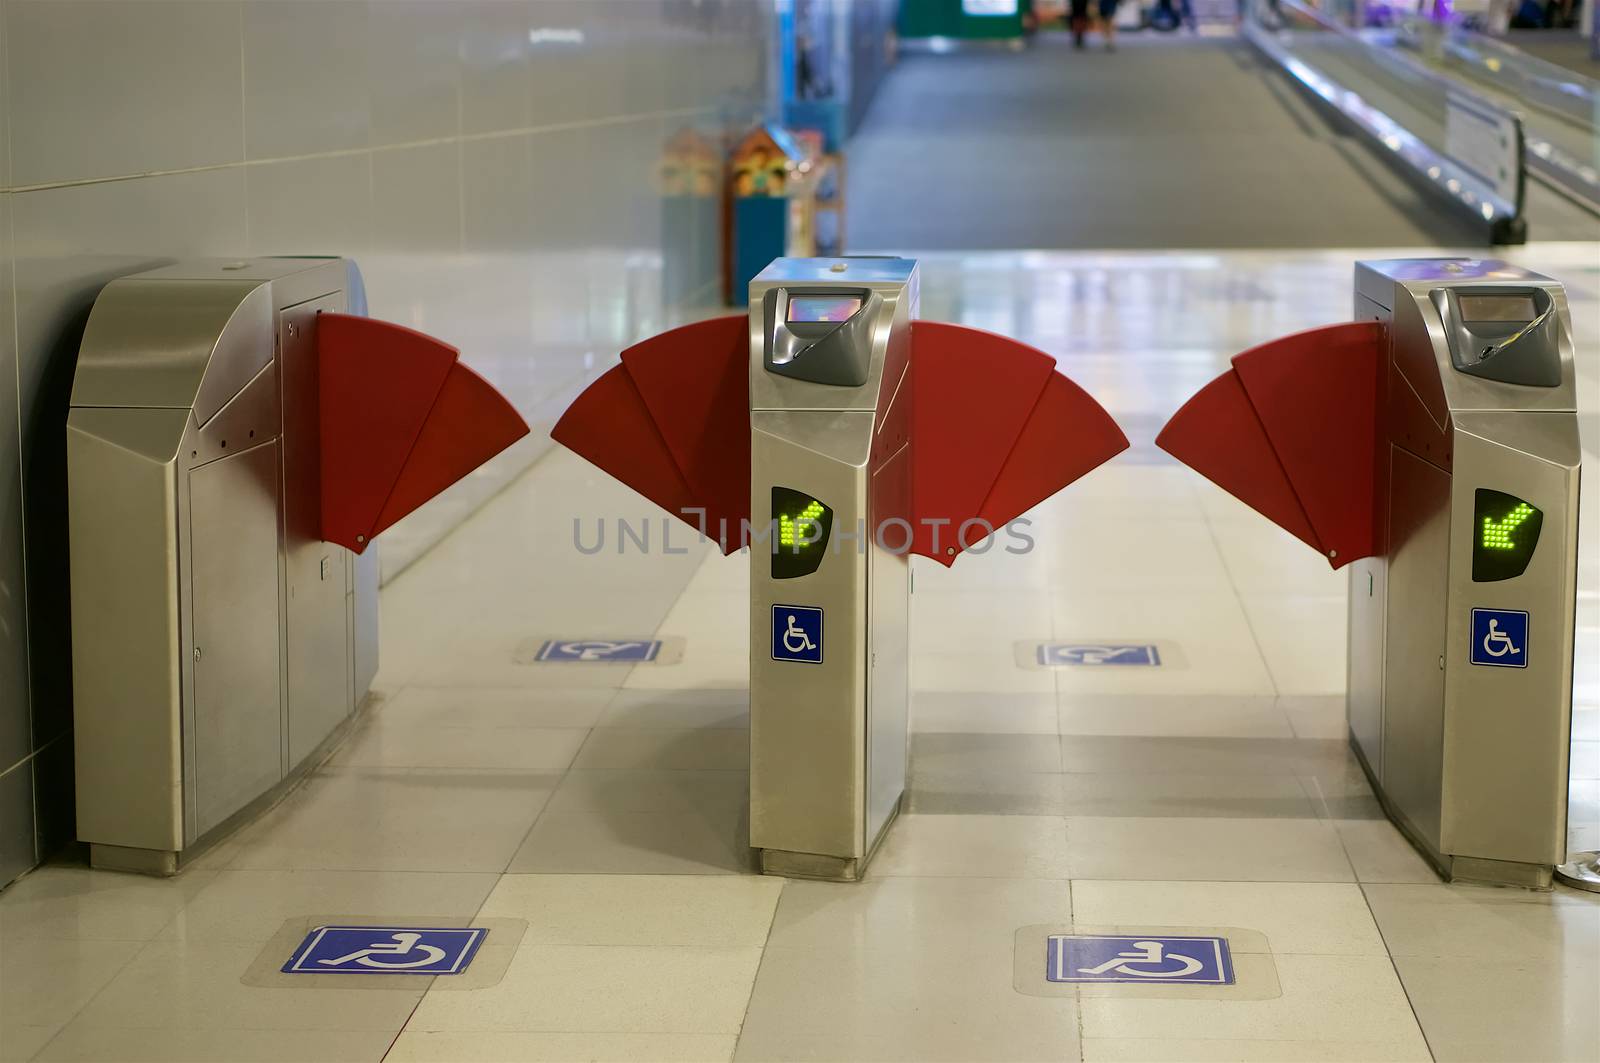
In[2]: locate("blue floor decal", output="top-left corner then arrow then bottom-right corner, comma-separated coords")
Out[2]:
1037,643 -> 1161,666
283,926 -> 488,975
1046,934 -> 1234,984
535,639 -> 662,662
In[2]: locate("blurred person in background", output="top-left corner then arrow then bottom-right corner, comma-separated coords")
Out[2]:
1069,0 -> 1092,46
1098,0 -> 1122,49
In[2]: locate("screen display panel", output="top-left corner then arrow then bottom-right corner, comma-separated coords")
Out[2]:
1457,294 -> 1537,322
787,296 -> 862,323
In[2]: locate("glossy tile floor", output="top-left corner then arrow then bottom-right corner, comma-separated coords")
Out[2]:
3,246 -> 1598,1063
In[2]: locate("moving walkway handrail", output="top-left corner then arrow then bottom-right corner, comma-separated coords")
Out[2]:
1401,19 -> 1598,134
1393,18 -> 1600,213
1244,0 -> 1528,242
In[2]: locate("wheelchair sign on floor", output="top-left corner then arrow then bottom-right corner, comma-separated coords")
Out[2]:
1038,643 -> 1161,667
534,639 -> 662,662
283,926 -> 488,975
1046,934 -> 1234,985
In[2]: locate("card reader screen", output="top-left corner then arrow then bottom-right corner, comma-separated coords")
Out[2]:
787,295 -> 861,323
1457,294 -> 1536,322
1473,488 -> 1543,582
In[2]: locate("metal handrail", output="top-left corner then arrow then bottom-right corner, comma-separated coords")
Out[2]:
1395,18 -> 1600,213
1244,0 -> 1528,241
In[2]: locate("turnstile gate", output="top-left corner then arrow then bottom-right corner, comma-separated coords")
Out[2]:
1159,258 -> 1581,888
1349,260 -> 1579,889
747,258 -> 917,880
68,257 -> 527,874
552,256 -> 1129,881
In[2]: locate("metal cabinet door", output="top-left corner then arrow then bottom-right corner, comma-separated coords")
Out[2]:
189,442 -> 285,835
280,295 -> 353,765
1381,447 -> 1451,850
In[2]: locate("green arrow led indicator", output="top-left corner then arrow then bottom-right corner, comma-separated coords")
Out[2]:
1473,489 -> 1544,583
1481,502 -> 1535,551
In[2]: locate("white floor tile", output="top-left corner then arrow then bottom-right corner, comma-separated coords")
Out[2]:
0,937 -> 144,1031
597,689 -> 749,730
374,686 -> 613,730
1241,594 -> 1348,696
225,767 -> 554,873
1079,953 -> 1428,1049
71,940 -> 424,1031
912,692 -> 1059,734
34,1027 -> 392,1062
1082,1036 -> 1429,1061
1050,593 -> 1277,696
872,814 -> 1071,878
386,1030 -> 736,1063
1064,817 -> 1356,882
0,867 -> 215,942
1070,880 -> 1389,955
155,869 -> 499,945
332,718 -> 590,773
481,874 -> 782,947
406,945 -> 763,1034
1057,694 -> 1295,738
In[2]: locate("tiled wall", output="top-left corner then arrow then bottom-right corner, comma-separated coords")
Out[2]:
0,0 -> 771,886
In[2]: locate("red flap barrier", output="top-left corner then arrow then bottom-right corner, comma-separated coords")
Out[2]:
909,321 -> 1057,561
550,364 -> 700,525
318,314 -> 530,554
1155,368 -> 1324,554
620,316 -> 750,545
551,316 -> 748,553
1156,321 -> 1387,569
974,372 -> 1131,555
554,317 -> 1128,563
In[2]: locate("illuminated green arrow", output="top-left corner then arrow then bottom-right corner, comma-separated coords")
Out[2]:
779,500 -> 826,549
1482,502 -> 1535,551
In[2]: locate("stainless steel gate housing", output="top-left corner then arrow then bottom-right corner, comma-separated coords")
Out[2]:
68,258 -> 379,874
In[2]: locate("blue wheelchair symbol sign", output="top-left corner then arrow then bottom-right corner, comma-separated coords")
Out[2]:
536,639 -> 661,662
283,926 -> 487,975
1038,644 -> 1160,667
772,605 -> 823,664
1470,609 -> 1528,668
1046,934 -> 1234,985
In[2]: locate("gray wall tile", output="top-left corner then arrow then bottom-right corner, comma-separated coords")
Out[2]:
243,0 -> 370,160
461,0 -> 532,135
463,135 -> 535,251
371,142 -> 461,253
369,1 -> 461,146
245,153 -> 373,256
5,1 -> 244,187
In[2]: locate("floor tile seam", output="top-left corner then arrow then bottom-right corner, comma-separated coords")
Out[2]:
1197,499 -> 1314,736
725,872 -> 787,1060
1354,876 -> 1441,1062
1291,772 -> 1341,821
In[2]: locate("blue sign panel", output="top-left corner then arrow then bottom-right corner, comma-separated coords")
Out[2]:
535,639 -> 661,663
772,605 -> 823,664
1038,644 -> 1161,667
283,926 -> 487,975
1046,934 -> 1234,985
1470,608 -> 1529,668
